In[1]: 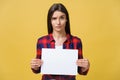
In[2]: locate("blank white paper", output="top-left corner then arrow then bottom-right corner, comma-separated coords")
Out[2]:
41,48 -> 78,75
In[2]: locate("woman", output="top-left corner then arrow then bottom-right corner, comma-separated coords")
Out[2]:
31,3 -> 90,80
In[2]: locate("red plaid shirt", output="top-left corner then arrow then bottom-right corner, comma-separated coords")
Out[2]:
32,34 -> 88,80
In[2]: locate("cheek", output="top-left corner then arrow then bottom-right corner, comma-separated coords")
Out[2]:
51,21 -> 55,26
61,21 -> 67,26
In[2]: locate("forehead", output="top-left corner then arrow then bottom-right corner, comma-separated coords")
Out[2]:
52,11 -> 66,17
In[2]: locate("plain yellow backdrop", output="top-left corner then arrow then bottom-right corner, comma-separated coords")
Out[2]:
0,0 -> 120,80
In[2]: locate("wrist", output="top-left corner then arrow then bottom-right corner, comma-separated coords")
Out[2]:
32,67 -> 39,71
81,67 -> 89,72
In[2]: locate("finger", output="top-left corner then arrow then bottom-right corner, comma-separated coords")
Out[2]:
77,60 -> 87,67
76,61 -> 83,67
31,59 -> 39,66
31,59 -> 41,63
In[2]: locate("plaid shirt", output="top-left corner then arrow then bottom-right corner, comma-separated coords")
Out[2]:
32,34 -> 88,80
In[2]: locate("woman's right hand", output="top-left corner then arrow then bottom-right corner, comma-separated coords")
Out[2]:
31,59 -> 43,70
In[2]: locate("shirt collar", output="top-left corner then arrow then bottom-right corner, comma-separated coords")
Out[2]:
48,33 -> 72,43
49,33 -> 54,42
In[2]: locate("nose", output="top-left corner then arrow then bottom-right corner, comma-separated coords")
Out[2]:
56,19 -> 60,25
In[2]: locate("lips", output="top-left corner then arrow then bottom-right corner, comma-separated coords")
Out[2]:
56,26 -> 61,28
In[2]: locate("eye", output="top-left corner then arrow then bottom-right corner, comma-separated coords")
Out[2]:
51,17 -> 57,20
60,16 -> 65,20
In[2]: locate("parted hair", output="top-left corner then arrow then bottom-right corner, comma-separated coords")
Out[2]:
47,3 -> 71,34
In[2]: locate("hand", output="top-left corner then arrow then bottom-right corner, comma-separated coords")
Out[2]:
76,58 -> 90,72
31,59 -> 43,70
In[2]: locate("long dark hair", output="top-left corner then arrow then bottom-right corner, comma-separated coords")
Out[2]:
47,3 -> 71,34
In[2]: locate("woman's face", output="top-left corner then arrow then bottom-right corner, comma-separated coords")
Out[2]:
51,11 -> 67,33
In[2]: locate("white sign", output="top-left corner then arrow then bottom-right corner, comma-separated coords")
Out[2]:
41,48 -> 78,75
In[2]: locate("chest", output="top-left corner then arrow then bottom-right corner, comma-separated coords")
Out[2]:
44,42 -> 77,49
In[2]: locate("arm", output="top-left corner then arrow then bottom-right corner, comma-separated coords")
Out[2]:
31,39 -> 42,73
77,39 -> 90,75
77,59 -> 90,75
31,59 -> 42,73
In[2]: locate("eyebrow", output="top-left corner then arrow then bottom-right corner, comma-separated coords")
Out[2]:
52,14 -> 66,17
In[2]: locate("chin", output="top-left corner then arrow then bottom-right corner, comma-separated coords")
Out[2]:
55,29 -> 62,32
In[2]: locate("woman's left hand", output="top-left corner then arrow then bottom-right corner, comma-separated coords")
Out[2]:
76,58 -> 90,72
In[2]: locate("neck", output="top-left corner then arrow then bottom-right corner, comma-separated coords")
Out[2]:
52,31 -> 66,39
52,31 -> 67,46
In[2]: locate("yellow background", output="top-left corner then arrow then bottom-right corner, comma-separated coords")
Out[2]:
0,0 -> 120,80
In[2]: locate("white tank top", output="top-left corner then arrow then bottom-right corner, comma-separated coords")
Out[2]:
55,45 -> 63,49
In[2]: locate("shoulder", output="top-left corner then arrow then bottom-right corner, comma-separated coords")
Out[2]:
38,34 -> 49,40
70,35 -> 82,43
37,34 -> 50,43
